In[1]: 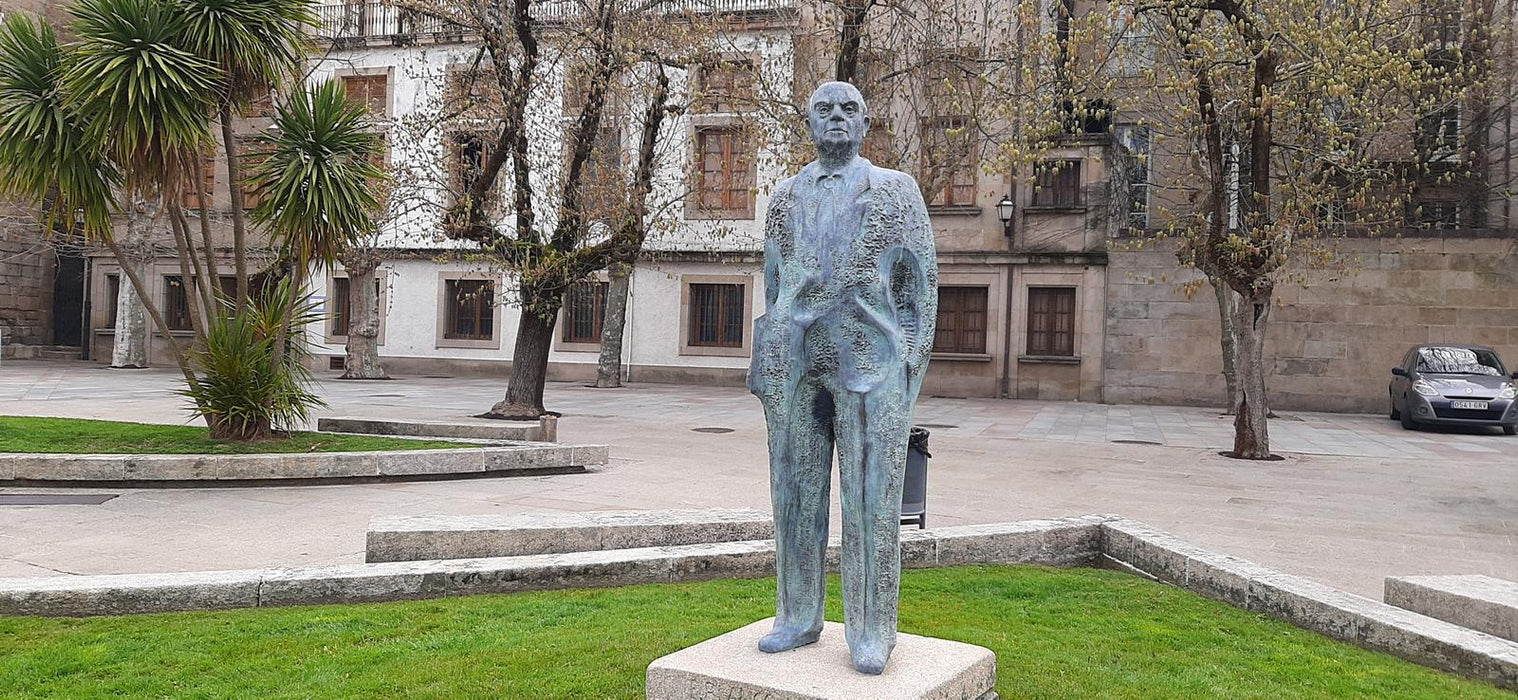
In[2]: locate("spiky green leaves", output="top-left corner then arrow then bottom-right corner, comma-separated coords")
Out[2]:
176,0 -> 317,105
0,14 -> 120,235
247,79 -> 385,266
64,0 -> 221,190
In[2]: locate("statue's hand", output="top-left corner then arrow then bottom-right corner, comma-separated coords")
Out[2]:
747,313 -> 791,399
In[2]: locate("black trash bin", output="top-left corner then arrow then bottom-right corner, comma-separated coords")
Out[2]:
900,427 -> 930,529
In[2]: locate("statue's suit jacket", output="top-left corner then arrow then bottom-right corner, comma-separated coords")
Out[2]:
749,157 -> 938,402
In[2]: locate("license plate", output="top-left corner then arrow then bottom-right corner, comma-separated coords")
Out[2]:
1450,400 -> 1489,410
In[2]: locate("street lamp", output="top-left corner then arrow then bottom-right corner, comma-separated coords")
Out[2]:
995,194 -> 1015,237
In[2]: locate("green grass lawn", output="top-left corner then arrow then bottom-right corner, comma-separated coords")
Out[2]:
0,416 -> 465,454
0,565 -> 1506,699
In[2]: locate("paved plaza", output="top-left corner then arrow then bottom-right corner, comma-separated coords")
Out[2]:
0,360 -> 1514,599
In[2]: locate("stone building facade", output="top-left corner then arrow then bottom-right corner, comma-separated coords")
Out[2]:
1104,235 -> 1518,413
0,203 -> 54,355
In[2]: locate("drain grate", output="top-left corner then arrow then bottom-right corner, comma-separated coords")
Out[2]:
1111,439 -> 1163,446
917,423 -> 959,429
0,493 -> 118,506
370,393 -> 405,398
693,427 -> 735,434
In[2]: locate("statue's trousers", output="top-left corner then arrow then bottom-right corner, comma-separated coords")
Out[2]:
760,368 -> 915,656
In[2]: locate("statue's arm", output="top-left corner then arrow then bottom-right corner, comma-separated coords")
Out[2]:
893,177 -> 938,373
760,180 -> 793,311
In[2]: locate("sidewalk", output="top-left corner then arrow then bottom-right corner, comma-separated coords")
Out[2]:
0,361 -> 1514,600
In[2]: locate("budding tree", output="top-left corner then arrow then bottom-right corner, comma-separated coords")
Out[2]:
993,0 -> 1492,458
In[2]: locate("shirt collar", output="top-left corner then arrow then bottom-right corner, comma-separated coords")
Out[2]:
802,156 -> 873,189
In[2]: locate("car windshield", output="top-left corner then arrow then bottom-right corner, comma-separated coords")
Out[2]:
1416,347 -> 1506,376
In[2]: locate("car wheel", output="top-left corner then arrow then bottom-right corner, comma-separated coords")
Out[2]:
1389,397 -> 1400,421
1399,401 -> 1419,431
1504,424 -> 1516,436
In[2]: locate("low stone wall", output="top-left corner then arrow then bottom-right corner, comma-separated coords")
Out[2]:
0,515 -> 1110,616
1102,519 -> 1518,691
1,514 -> 1512,690
1386,575 -> 1518,643
366,508 -> 775,562
317,416 -> 556,442
0,443 -> 608,484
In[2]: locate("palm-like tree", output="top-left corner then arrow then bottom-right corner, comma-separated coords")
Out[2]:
65,0 -> 220,192
177,81 -> 383,441
245,79 -> 384,369
0,6 -> 378,442
0,4 -> 218,376
66,0 -> 225,367
0,15 -> 117,233
177,0 -> 316,305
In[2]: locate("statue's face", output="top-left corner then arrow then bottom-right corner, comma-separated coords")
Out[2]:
806,83 -> 869,154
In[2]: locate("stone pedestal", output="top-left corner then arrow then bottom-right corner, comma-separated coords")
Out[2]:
646,619 -> 997,700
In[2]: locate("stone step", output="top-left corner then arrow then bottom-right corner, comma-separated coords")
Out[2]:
1385,575 -> 1518,642
318,415 -> 555,442
647,619 -> 997,700
366,508 -> 774,562
36,347 -> 82,360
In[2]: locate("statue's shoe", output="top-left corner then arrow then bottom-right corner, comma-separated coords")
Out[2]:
850,641 -> 892,675
757,624 -> 822,653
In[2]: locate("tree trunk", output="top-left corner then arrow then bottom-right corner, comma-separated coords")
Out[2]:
111,203 -> 153,368
1229,290 -> 1272,459
1213,280 -> 1242,415
484,298 -> 559,420
593,262 -> 631,388
220,102 -> 249,307
340,258 -> 389,380
207,413 -> 271,441
834,0 -> 871,83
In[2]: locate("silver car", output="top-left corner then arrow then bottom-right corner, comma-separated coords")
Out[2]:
1389,345 -> 1518,434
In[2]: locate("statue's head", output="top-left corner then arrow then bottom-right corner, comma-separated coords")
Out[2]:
806,81 -> 869,162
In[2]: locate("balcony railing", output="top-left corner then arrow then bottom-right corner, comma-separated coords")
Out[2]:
315,0 -> 796,42
316,4 -> 461,41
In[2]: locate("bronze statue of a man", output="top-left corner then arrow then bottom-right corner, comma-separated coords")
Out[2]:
748,81 -> 938,675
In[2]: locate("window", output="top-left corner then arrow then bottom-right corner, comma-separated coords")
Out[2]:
572,127 -> 622,205
215,275 -> 236,304
448,64 -> 500,116
341,73 -> 388,117
331,277 -> 352,337
692,126 -> 754,218
933,286 -> 987,354
182,154 -> 216,210
921,117 -> 976,207
450,131 -> 496,205
861,118 -> 895,167
922,47 -> 978,107
1413,199 -> 1461,229
164,276 -> 193,331
562,280 -> 608,343
104,274 -> 120,327
1031,160 -> 1081,208
854,50 -> 890,103
243,83 -> 275,118
695,59 -> 755,113
688,283 -> 744,347
234,136 -> 266,209
330,275 -> 385,340
1027,287 -> 1077,356
1421,1 -> 1461,50
444,279 -> 494,340
1415,105 -> 1460,162
1109,6 -> 1156,77
1115,125 -> 1151,229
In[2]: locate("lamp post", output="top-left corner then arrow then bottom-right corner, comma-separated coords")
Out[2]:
996,194 -> 1016,239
